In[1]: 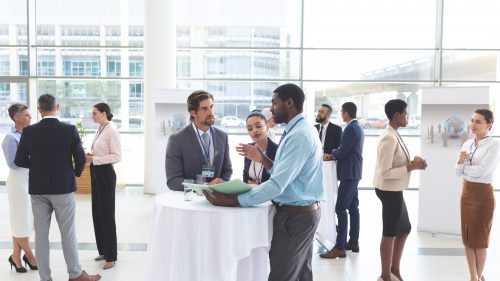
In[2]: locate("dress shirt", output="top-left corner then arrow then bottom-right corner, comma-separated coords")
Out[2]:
91,123 -> 122,165
192,123 -> 215,165
455,136 -> 500,184
238,113 -> 324,207
319,123 -> 327,149
1,127 -> 22,169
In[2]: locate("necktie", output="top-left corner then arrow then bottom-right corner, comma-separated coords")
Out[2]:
202,132 -> 210,162
319,125 -> 324,140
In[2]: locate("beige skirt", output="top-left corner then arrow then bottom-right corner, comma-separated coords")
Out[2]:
460,180 -> 495,248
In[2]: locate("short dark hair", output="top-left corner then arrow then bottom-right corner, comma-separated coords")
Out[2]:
341,102 -> 357,119
321,104 -> 332,114
274,83 -> 304,112
246,111 -> 267,122
384,99 -> 407,120
187,90 -> 214,121
38,94 -> 56,112
94,102 -> 114,121
8,103 -> 28,121
475,108 -> 494,125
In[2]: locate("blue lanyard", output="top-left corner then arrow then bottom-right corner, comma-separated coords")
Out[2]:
195,126 -> 213,164
469,135 -> 490,164
279,117 -> 304,146
92,122 -> 109,149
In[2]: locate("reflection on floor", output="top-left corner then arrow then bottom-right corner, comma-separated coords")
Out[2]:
1,188 -> 500,281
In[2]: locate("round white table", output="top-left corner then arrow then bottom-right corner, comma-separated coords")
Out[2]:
316,161 -> 338,245
145,191 -> 274,281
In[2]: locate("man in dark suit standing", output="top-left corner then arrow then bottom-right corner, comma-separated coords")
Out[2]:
165,90 -> 232,191
315,104 -> 342,157
320,102 -> 364,259
15,94 -> 101,281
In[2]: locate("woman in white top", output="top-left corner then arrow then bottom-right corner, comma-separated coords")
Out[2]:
86,103 -> 122,270
455,109 -> 499,281
1,104 -> 37,272
373,99 -> 427,281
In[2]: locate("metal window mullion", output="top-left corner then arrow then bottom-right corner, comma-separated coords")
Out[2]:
435,0 -> 444,86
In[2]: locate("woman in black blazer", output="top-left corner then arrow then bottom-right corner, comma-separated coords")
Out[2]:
243,112 -> 278,184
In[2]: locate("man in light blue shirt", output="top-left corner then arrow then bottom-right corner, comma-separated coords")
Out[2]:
203,83 -> 324,281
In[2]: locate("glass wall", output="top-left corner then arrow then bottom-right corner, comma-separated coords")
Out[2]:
1,0 -> 499,186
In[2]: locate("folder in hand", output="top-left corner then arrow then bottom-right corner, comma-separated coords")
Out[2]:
183,179 -> 253,195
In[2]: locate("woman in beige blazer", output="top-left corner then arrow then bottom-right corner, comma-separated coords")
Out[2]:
373,99 -> 427,281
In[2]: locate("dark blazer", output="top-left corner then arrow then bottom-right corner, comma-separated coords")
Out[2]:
242,138 -> 278,184
315,122 -> 342,154
165,124 -> 233,191
332,119 -> 364,180
14,118 -> 86,195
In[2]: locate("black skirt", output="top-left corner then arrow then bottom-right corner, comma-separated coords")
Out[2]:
375,188 -> 411,237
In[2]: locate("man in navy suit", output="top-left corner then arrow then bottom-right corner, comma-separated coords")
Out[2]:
315,104 -> 342,155
320,102 -> 364,259
15,94 -> 101,281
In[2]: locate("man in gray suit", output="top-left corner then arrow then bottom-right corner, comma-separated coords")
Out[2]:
165,90 -> 232,191
15,94 -> 101,281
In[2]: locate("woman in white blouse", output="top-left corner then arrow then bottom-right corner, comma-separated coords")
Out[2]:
86,103 -> 122,270
456,109 -> 499,281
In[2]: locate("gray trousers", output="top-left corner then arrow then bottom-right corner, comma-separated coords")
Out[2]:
268,207 -> 321,281
31,194 -> 82,281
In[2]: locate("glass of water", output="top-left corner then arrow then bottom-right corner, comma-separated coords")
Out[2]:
183,179 -> 194,201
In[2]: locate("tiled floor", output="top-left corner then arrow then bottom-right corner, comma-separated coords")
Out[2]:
1,187 -> 500,281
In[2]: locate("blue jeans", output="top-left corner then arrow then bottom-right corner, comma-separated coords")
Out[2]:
334,179 -> 360,250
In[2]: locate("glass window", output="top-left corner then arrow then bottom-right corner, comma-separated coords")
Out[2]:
442,51 -> 500,82
107,59 -> 121,77
303,0 -> 436,48
129,59 -> 143,77
37,59 -> 56,76
443,0 -> 500,49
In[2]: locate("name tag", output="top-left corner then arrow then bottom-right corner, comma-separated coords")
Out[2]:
202,165 -> 215,178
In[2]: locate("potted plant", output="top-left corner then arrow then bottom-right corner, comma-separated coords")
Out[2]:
75,120 -> 92,194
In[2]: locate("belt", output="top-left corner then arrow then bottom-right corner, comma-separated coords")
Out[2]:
272,201 -> 319,213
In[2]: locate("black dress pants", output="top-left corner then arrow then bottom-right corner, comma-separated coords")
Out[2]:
90,164 -> 117,262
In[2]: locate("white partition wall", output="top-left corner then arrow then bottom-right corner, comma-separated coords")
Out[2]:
417,87 -> 489,234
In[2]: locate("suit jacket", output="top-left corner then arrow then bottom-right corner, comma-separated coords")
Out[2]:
315,122 -> 342,154
373,126 -> 411,192
165,124 -> 233,191
242,138 -> 278,183
332,119 -> 364,181
14,118 -> 86,195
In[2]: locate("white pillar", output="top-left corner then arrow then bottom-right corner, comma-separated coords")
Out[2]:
144,0 -> 176,194
120,1 -> 130,130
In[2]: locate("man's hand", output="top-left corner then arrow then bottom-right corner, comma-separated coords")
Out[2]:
203,190 -> 240,207
236,143 -> 264,163
323,153 -> 334,161
208,178 -> 224,185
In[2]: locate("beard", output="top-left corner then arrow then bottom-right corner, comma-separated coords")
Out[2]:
202,117 -> 215,126
315,115 -> 325,123
273,111 -> 287,124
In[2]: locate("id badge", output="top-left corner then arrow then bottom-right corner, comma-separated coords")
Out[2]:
202,165 -> 215,179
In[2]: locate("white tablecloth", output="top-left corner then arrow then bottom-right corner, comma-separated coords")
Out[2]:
316,161 -> 338,244
145,192 -> 274,281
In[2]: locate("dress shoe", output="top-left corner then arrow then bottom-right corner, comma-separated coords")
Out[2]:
68,270 -> 101,281
94,255 -> 105,261
319,248 -> 346,259
23,254 -> 38,270
103,261 -> 115,269
8,255 -> 27,273
346,242 -> 360,252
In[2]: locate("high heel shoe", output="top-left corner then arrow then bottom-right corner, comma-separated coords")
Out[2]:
8,255 -> 27,273
22,254 -> 38,270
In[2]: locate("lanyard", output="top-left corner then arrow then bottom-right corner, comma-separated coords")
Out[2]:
469,136 -> 490,164
195,126 -> 213,165
395,131 -> 410,163
279,117 -> 304,146
252,150 -> 266,181
92,122 -> 109,149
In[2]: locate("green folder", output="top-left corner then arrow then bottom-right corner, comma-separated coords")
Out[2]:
183,179 -> 253,195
